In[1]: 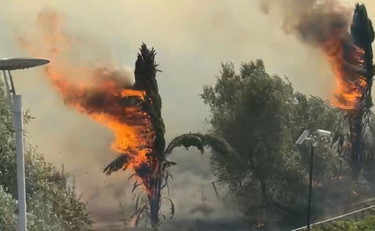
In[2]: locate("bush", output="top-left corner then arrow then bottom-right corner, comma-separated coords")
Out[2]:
201,61 -> 349,228
0,186 -> 17,231
0,83 -> 91,230
311,214 -> 375,231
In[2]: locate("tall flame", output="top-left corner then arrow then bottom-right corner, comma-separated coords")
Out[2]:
259,0 -> 368,110
323,35 -> 367,110
19,9 -> 156,170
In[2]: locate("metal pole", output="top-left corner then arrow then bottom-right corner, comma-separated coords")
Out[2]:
307,143 -> 314,231
8,70 -> 16,95
2,71 -> 12,106
13,95 -> 27,231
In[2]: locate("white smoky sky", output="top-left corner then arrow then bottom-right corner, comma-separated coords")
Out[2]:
0,0 -> 374,228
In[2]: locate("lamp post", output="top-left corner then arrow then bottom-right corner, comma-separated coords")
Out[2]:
0,58 -> 49,231
295,129 -> 332,231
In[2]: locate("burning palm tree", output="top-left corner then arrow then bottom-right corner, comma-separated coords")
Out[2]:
347,4 -> 374,177
324,3 -> 374,177
260,0 -> 374,178
17,10 -> 233,228
101,44 -> 235,229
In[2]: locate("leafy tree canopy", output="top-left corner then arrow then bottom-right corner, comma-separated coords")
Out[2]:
201,60 -> 351,229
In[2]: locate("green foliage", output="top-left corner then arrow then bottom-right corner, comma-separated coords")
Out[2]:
0,84 -> 90,230
0,186 -> 17,231
201,60 -> 349,228
310,214 -> 375,231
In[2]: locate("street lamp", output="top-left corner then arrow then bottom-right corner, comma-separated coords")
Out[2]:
295,129 -> 332,231
0,58 -> 49,231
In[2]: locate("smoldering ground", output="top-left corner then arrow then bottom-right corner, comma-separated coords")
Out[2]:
0,0 -> 374,229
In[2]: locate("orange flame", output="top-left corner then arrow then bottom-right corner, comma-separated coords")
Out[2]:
322,33 -> 367,110
19,9 -> 155,171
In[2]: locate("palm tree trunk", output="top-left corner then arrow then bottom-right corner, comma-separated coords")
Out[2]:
149,160 -> 162,230
349,111 -> 363,179
149,194 -> 160,229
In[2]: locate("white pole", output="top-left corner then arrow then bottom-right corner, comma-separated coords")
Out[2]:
13,95 -> 27,231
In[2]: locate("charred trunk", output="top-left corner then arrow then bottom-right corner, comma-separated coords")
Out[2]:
345,4 -> 374,179
149,194 -> 160,229
348,110 -> 364,179
148,159 -> 162,229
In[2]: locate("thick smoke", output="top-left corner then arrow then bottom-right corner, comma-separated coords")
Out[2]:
260,0 -> 354,46
4,0 -> 372,229
258,0 -> 369,110
10,4 -> 241,228
14,7 -> 154,227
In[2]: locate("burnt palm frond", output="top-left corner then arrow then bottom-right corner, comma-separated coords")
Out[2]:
212,181 -> 220,199
164,132 -> 236,158
103,155 -> 129,175
161,170 -> 173,196
130,204 -> 148,228
132,181 -> 142,193
134,43 -> 165,154
161,197 -> 175,219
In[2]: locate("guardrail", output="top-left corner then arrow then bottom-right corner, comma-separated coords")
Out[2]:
291,204 -> 375,231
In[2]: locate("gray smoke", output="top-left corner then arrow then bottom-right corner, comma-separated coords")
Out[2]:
259,0 -> 354,46
2,0 -> 373,230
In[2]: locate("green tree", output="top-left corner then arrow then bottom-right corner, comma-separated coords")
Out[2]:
0,83 -> 91,230
0,186 -> 17,231
310,213 -> 375,230
201,60 -> 349,229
